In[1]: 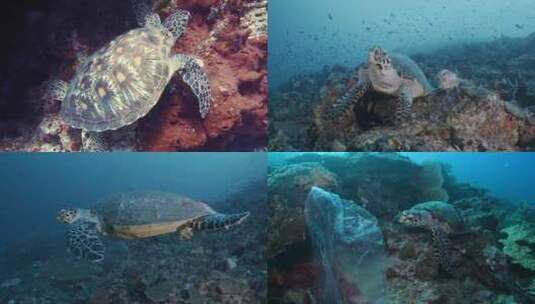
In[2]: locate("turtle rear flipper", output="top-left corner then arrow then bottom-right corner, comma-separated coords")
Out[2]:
81,130 -> 110,152
66,220 -> 105,262
173,54 -> 212,118
177,211 -> 250,240
44,80 -> 68,103
431,225 -> 453,274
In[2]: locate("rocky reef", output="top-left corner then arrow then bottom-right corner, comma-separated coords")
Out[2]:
269,33 -> 535,152
0,180 -> 267,304
0,0 -> 267,151
268,153 -> 535,303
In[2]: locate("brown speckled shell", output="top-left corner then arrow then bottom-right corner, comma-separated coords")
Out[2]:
92,191 -> 216,226
61,27 -> 171,132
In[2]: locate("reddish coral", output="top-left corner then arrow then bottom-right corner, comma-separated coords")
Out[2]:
139,2 -> 267,151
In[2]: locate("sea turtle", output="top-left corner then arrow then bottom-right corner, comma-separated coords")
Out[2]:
395,201 -> 464,273
46,0 -> 212,151
56,191 -> 250,262
324,46 -> 434,124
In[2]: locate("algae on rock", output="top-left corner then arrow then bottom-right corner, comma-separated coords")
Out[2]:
500,223 -> 535,271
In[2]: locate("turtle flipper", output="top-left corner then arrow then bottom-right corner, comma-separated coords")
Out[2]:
323,77 -> 371,122
177,211 -> 250,240
131,0 -> 155,27
44,80 -> 68,102
163,10 -> 191,39
172,54 -> 212,118
66,220 -> 104,262
395,83 -> 413,124
430,225 -> 453,274
81,130 -> 110,152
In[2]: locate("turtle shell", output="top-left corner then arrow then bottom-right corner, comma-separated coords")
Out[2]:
61,27 -> 172,132
409,201 -> 463,232
390,53 -> 434,93
92,191 -> 215,226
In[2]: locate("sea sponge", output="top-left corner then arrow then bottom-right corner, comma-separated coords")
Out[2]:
499,223 -> 535,271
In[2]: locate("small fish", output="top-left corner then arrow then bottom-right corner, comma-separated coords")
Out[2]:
328,13 -> 333,20
515,24 -> 524,29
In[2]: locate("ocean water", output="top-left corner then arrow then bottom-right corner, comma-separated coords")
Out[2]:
268,0 -> 535,89
0,152 -> 267,303
267,152 -> 535,303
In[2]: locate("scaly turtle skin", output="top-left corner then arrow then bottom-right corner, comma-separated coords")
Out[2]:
47,0 -> 212,151
56,191 -> 250,262
324,46 -> 434,124
395,201 -> 464,273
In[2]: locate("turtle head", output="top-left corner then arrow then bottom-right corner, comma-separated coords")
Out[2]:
57,208 -> 80,224
368,46 -> 393,71
396,209 -> 433,228
437,69 -> 460,90
367,46 -> 401,93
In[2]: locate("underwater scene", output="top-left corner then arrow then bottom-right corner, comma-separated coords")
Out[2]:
268,0 -> 535,151
0,0 -> 267,152
0,153 -> 267,303
268,152 -> 535,304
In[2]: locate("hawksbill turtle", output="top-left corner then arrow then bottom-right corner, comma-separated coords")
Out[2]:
46,0 -> 212,151
324,46 -> 434,124
395,201 -> 465,273
56,191 -> 250,262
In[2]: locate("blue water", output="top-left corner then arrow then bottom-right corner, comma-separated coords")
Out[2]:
0,153 -> 266,252
268,0 -> 535,89
269,152 -> 535,204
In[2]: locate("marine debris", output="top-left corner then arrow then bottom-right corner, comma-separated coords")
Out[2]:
268,153 -> 535,303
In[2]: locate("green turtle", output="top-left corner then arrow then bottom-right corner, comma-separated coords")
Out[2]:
395,201 -> 464,273
46,0 -> 212,151
56,191 -> 250,262
324,46 -> 434,124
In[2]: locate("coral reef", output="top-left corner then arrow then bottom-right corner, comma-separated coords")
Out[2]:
268,153 -> 535,304
0,0 -> 266,151
269,33 -> 535,152
0,180 -> 266,303
500,223 -> 535,272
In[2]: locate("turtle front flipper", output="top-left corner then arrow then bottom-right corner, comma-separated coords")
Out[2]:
81,130 -> 110,152
172,54 -> 212,118
66,220 -> 105,262
131,0 -> 157,27
177,211 -> 250,240
430,225 -> 453,274
163,10 -> 191,39
395,83 -> 413,124
323,77 -> 371,122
